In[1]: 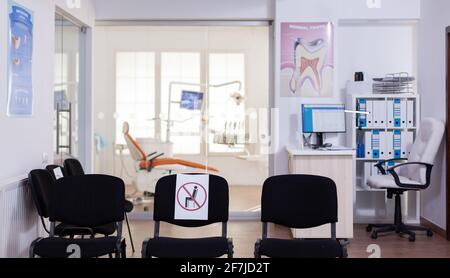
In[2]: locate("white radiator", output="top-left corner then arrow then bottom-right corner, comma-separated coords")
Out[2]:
0,176 -> 41,258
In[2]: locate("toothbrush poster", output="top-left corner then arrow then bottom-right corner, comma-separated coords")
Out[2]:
280,22 -> 334,98
7,1 -> 34,117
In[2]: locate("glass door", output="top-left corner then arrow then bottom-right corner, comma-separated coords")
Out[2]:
54,13 -> 83,163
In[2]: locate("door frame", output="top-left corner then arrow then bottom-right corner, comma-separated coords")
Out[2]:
445,27 -> 450,240
55,8 -> 93,172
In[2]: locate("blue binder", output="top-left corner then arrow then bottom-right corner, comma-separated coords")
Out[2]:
372,130 -> 380,159
357,99 -> 367,128
393,130 -> 402,158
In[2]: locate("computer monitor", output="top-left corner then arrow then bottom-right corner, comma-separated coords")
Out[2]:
302,104 -> 346,148
180,90 -> 204,111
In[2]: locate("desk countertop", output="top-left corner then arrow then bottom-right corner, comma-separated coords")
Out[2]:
286,147 -> 355,156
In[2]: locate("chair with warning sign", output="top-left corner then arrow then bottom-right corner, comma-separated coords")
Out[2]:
254,175 -> 348,258
142,174 -> 234,258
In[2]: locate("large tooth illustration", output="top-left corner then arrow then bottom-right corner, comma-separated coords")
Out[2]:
293,38 -> 328,93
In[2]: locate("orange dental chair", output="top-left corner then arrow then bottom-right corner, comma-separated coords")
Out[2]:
122,122 -> 218,196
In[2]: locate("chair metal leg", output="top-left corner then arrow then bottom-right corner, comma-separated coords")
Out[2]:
254,240 -> 261,259
125,213 -> 135,253
227,239 -> 234,258
142,239 -> 150,258
121,239 -> 127,258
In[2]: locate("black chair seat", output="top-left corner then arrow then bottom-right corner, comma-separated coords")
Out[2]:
258,238 -> 343,258
55,223 -> 116,237
145,237 -> 231,258
31,237 -> 123,258
124,200 -> 134,213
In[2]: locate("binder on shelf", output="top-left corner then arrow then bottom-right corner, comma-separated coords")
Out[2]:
393,130 -> 402,158
372,100 -> 387,128
364,131 -> 372,158
366,100 -> 374,128
393,99 -> 402,128
386,100 -> 395,128
381,131 -> 394,159
357,99 -> 367,128
407,100 -> 415,128
401,131 -> 414,157
371,130 -> 381,159
400,99 -> 408,128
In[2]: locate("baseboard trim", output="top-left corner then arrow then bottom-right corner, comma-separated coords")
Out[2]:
421,217 -> 447,238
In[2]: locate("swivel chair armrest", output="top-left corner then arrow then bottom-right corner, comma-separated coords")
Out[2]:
387,162 -> 433,190
375,158 -> 408,175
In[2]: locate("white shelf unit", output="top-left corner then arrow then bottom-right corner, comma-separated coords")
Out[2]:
346,93 -> 421,224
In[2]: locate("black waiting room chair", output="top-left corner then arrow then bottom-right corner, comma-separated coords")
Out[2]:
29,175 -> 126,258
254,175 -> 347,258
29,169 -> 116,238
142,174 -> 234,258
63,158 -> 135,252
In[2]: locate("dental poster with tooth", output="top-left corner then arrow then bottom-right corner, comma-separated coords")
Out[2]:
7,1 -> 34,117
281,22 -> 334,98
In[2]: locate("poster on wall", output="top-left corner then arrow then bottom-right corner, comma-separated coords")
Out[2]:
6,1 -> 34,117
280,22 -> 334,98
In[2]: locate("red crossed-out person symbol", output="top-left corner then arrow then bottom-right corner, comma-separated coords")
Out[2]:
176,182 -> 208,212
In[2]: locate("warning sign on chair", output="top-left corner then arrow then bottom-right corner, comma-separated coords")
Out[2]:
174,174 -> 209,220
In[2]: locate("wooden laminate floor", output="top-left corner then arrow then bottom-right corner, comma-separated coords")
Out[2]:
123,221 -> 450,258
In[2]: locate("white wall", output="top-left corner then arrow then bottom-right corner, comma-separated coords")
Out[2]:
0,0 -> 95,257
0,0 -> 56,183
93,0 -> 274,21
274,0 -> 421,176
418,0 -> 448,229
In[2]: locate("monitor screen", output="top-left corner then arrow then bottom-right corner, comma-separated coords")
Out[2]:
302,104 -> 346,133
180,90 -> 204,111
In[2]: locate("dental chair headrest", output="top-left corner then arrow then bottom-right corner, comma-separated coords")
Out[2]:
122,122 -> 130,135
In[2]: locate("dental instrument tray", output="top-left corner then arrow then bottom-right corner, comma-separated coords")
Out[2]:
372,72 -> 415,94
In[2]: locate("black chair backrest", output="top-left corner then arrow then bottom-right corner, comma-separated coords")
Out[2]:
261,175 -> 338,229
45,165 -> 67,181
153,174 -> 229,227
28,170 -> 54,218
50,175 -> 125,227
64,159 -> 85,176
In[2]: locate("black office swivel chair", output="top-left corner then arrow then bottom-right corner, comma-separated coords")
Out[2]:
63,158 -> 135,252
254,175 -> 347,258
29,175 -> 126,258
29,169 -> 116,238
142,174 -> 234,258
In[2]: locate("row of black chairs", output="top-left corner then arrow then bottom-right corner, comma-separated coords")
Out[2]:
28,160 -> 347,258
142,174 -> 347,258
